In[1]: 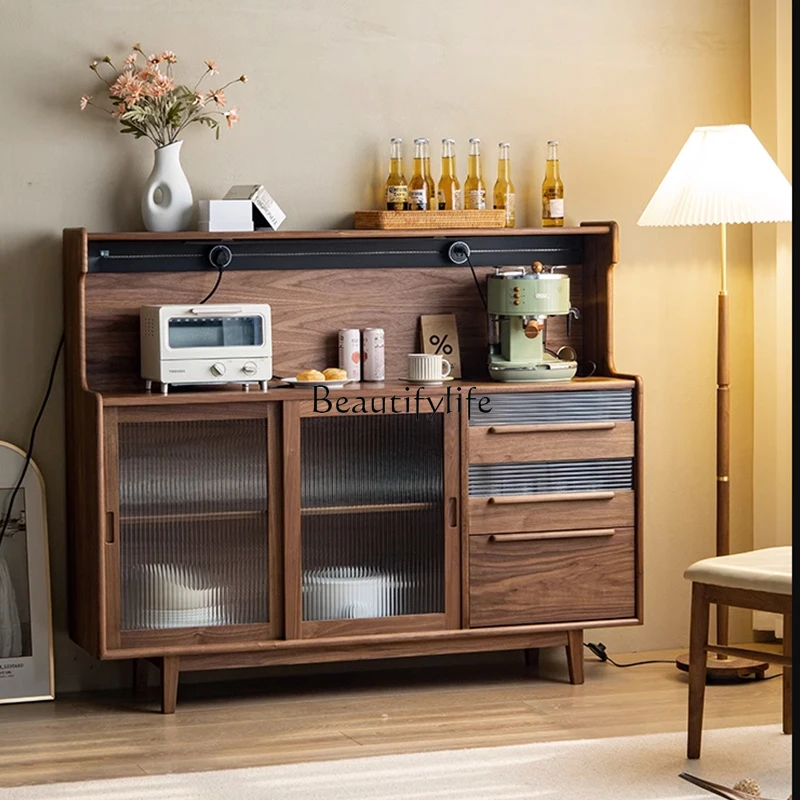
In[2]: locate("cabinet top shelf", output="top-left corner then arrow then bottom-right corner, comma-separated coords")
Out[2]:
77,225 -> 613,242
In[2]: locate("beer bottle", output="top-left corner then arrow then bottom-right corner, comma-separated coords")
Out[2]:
421,138 -> 436,211
385,137 -> 409,211
437,138 -> 461,210
464,137 -> 486,210
541,139 -> 564,227
493,142 -> 516,227
408,138 -> 433,211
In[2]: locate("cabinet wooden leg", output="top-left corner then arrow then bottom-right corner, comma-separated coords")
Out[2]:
132,659 -> 149,696
565,629 -> 585,685
160,656 -> 180,714
523,648 -> 540,671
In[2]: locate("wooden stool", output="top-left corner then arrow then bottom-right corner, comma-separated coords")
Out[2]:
684,546 -> 792,758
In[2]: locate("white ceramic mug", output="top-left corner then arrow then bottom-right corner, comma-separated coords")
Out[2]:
408,353 -> 452,381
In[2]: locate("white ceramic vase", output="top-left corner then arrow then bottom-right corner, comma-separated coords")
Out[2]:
141,140 -> 193,232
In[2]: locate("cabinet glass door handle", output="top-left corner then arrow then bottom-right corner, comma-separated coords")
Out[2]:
105,510 -> 117,544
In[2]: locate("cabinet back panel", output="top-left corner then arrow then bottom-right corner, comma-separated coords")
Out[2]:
82,266 -> 585,391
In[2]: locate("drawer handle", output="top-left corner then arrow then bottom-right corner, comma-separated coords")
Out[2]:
489,528 -> 617,542
487,422 -> 617,434
487,491 -> 616,505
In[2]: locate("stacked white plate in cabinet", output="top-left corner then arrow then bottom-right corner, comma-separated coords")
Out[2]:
123,564 -> 228,629
302,567 -> 413,621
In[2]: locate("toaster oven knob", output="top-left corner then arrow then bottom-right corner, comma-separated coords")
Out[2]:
210,362 -> 227,377
242,361 -> 258,376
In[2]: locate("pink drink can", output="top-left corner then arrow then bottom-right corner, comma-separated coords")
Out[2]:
362,328 -> 385,381
338,328 -> 362,381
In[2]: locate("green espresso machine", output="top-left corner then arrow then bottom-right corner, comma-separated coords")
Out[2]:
487,262 -> 579,382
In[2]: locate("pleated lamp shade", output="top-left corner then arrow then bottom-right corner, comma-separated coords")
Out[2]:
638,124 -> 792,227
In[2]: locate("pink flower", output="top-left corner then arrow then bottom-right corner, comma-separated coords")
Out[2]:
204,59 -> 219,74
124,52 -> 137,66
224,107 -> 240,128
147,53 -> 161,66
206,88 -> 226,106
112,102 -> 126,119
154,72 -> 174,91
110,72 -> 140,99
193,92 -> 205,105
79,94 -> 91,111
160,50 -> 177,64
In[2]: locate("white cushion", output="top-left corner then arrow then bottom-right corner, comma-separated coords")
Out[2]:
684,546 -> 792,595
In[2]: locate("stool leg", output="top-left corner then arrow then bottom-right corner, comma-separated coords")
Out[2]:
687,582 -> 710,759
783,613 -> 792,735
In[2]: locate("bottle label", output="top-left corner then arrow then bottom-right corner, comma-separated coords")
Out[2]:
386,185 -> 408,204
455,188 -> 463,210
466,189 -> 486,210
409,189 -> 428,210
547,198 -> 564,218
501,193 -> 516,225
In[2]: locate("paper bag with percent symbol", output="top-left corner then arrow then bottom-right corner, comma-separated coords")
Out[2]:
420,314 -> 462,378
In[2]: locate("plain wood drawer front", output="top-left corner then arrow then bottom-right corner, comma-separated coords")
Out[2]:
468,490 -> 634,534
469,528 -> 636,627
467,421 -> 634,464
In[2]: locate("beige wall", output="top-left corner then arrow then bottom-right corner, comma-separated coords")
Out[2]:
0,0 -> 771,692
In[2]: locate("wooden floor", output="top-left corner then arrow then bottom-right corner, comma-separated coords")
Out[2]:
0,645 -> 786,788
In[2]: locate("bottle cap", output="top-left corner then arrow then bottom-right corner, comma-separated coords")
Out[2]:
443,138 -> 455,143
469,137 -> 480,143
499,142 -> 510,147
547,140 -> 558,145
391,137 -> 403,143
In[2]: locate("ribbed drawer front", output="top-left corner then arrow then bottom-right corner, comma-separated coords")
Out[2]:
469,459 -> 634,496
469,528 -> 636,627
469,390 -> 633,426
468,421 -> 635,465
468,489 -> 634,534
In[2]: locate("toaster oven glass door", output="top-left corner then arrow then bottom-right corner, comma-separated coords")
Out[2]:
168,316 -> 264,349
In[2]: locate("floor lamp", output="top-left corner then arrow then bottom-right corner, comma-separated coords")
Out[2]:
638,124 -> 792,678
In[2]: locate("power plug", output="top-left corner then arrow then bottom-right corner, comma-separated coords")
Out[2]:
586,642 -> 608,662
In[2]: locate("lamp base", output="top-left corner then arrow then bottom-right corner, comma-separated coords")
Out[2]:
675,652 -> 769,680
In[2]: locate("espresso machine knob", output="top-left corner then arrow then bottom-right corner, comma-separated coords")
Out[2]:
210,362 -> 226,376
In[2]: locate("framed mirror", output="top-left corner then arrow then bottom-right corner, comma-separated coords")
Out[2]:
0,441 -> 54,704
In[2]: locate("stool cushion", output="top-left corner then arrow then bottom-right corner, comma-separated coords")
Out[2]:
684,546 -> 792,595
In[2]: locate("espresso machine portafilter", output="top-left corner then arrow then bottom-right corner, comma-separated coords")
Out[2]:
486,262 -> 579,382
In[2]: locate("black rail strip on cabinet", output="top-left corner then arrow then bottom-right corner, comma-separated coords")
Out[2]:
87,233 -> 587,273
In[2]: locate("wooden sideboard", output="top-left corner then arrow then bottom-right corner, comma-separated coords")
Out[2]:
63,224 -> 643,713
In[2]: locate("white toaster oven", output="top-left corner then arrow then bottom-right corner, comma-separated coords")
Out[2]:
140,304 -> 272,394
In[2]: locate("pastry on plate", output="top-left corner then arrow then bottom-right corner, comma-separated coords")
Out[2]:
295,369 -> 326,381
322,367 -> 348,381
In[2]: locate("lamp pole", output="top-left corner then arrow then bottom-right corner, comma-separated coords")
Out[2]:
716,222 -> 730,650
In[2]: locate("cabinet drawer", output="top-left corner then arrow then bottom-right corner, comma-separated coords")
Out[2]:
468,421 -> 634,464
469,527 -> 636,627
468,489 -> 634,534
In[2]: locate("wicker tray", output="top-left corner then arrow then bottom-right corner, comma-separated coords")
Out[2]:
354,209 -> 507,230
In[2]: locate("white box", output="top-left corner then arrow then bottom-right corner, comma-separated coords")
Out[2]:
224,184 -> 286,230
197,199 -> 254,232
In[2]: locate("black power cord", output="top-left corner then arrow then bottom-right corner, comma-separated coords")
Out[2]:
584,641 -> 783,679
0,333 -> 64,551
585,642 -> 676,668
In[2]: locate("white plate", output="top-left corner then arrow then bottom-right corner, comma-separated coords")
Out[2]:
397,376 -> 455,386
281,377 -> 355,389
